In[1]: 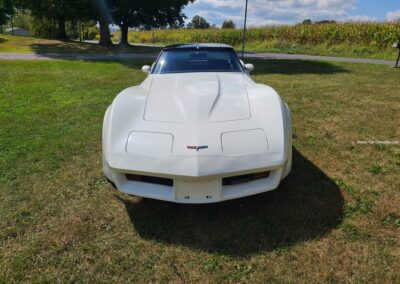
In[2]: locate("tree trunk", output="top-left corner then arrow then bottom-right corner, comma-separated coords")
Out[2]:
119,24 -> 129,46
57,17 -> 67,40
98,17 -> 113,46
10,16 -> 14,35
78,21 -> 82,42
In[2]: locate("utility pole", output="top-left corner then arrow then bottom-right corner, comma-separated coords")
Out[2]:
241,0 -> 248,59
394,40 -> 400,68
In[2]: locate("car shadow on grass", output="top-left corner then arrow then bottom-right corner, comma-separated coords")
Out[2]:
250,59 -> 349,75
106,58 -> 348,75
116,148 -> 344,257
29,41 -> 162,54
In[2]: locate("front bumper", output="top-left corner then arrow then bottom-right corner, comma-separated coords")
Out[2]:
104,158 -> 285,203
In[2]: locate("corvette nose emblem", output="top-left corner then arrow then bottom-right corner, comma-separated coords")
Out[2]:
187,145 -> 208,151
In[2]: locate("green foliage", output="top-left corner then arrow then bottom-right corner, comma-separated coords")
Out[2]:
335,179 -> 375,216
0,0 -> 15,26
30,16 -> 58,38
130,22 -> 400,49
222,19 -> 235,29
66,21 -> 79,39
11,10 -> 32,31
335,179 -> 358,196
28,10 -> 97,40
85,25 -> 99,40
368,165 -> 386,175
315,20 -> 337,24
22,0 -> 96,39
201,258 -> 221,271
187,15 -> 210,29
382,213 -> 400,228
346,197 -> 375,215
230,263 -> 254,280
110,0 -> 192,29
342,223 -> 360,238
110,0 -> 192,44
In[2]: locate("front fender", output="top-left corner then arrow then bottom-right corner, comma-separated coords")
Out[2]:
103,84 -> 149,163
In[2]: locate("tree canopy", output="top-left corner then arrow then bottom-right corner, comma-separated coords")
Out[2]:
1,0 -> 195,46
222,19 -> 235,29
187,15 -> 209,29
0,0 -> 16,26
109,0 -> 193,45
20,0 -> 94,39
302,19 -> 312,25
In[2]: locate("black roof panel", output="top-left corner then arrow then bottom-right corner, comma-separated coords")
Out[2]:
163,43 -> 233,51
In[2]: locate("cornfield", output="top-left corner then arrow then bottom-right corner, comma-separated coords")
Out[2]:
128,22 -> 400,48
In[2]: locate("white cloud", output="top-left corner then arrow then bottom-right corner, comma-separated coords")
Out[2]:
187,0 -> 375,26
386,10 -> 400,22
193,9 -> 285,26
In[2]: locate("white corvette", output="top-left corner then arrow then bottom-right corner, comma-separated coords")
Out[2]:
103,44 -> 292,203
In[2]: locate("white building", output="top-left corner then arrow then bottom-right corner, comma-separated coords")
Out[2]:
4,27 -> 31,36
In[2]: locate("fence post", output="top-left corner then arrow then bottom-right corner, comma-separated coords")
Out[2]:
394,41 -> 400,68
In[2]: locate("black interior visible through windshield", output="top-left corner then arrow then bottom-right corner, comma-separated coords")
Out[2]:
152,49 -> 244,74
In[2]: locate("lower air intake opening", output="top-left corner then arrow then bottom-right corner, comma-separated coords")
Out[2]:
222,171 -> 270,186
126,174 -> 173,187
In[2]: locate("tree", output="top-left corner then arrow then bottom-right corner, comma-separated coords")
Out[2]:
95,0 -> 113,46
109,0 -> 193,46
75,0 -> 112,45
22,0 -> 89,39
13,9 -> 32,31
187,15 -> 210,29
30,16 -> 58,38
0,0 -> 16,27
315,20 -> 336,24
222,19 -> 235,29
18,0 -> 97,39
302,19 -> 312,25
19,0 -> 112,44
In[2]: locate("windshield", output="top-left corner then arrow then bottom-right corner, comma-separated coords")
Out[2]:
152,49 -> 244,74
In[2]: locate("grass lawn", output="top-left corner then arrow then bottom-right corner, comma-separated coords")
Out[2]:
0,34 -> 161,54
125,39 -> 398,61
238,41 -> 398,60
0,58 -> 399,282
1,34 -> 399,62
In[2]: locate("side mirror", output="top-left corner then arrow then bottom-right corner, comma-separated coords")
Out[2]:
244,63 -> 254,72
142,65 -> 151,73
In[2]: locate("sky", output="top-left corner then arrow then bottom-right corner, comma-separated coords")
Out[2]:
183,0 -> 400,27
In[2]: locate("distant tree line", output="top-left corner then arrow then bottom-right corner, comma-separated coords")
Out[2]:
301,19 -> 337,25
187,15 -> 236,29
222,19 -> 235,29
0,0 -> 195,46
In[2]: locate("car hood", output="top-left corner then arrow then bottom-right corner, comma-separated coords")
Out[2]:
144,72 -> 251,123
